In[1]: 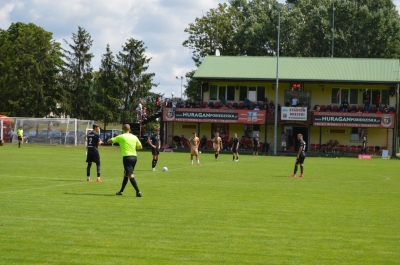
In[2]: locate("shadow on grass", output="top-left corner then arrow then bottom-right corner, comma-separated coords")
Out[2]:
64,192 -> 116,197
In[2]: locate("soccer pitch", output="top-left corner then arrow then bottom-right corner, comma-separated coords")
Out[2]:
0,144 -> 399,264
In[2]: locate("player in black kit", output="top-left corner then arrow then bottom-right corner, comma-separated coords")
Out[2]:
86,124 -> 103,182
232,133 -> 239,161
253,134 -> 259,156
291,133 -> 306,178
361,136 -> 367,155
148,128 -> 161,171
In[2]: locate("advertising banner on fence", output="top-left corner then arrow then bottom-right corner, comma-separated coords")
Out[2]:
281,107 -> 308,121
163,107 -> 266,124
313,112 -> 394,128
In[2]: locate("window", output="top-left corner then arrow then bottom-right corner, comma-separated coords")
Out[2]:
210,85 -> 233,101
227,86 -> 235,101
349,89 -> 358,104
210,85 -> 218,100
381,90 -> 390,106
239,86 -> 247,101
257,86 -> 265,101
239,86 -> 265,101
332,88 -> 358,104
218,86 -> 226,100
331,88 -> 340,104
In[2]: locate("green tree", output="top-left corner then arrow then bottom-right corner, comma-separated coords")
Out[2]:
0,22 -> 64,117
92,44 -> 123,129
183,70 -> 202,103
62,26 -> 94,119
117,38 -> 156,122
183,3 -> 242,67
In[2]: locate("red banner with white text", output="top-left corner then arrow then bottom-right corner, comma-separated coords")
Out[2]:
162,107 -> 266,124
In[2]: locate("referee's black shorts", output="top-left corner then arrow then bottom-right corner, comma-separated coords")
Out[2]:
123,156 -> 137,175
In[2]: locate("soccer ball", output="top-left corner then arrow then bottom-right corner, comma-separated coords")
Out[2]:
162,167 -> 168,172
199,151 -> 201,153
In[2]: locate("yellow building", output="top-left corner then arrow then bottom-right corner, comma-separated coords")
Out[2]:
162,56 -> 399,156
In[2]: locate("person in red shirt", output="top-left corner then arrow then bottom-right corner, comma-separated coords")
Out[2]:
375,94 -> 381,109
156,97 -> 161,112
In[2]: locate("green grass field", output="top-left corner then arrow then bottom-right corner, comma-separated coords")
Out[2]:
0,144 -> 399,264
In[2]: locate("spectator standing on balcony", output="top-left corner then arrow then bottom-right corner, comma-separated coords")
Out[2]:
364,94 -> 371,112
341,98 -> 349,112
361,136 -> 368,155
156,96 -> 161,112
86,124 -> 103,182
375,94 -> 381,109
291,96 -> 298,107
291,134 -> 306,178
252,134 -> 259,156
232,133 -> 240,161
172,100 -> 177,112
17,126 -> 23,148
136,100 -> 143,123
285,100 -> 290,107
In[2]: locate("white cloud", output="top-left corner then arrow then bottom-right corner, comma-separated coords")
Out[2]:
2,0 -> 230,98
0,0 -> 18,29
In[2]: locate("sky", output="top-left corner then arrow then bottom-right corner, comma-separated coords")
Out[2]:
1,0 -> 400,99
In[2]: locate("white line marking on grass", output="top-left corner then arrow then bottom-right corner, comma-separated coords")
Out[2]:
0,156 -> 259,194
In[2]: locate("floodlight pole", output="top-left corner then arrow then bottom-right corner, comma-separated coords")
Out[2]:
331,1 -> 335,57
273,10 -> 281,155
176,76 -> 183,99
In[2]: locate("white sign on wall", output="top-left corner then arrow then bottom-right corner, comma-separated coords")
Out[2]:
281,107 -> 308,121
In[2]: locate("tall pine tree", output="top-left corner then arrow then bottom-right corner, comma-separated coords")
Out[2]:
62,26 -> 94,119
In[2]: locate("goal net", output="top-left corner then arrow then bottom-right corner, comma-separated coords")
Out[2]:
8,117 -> 94,146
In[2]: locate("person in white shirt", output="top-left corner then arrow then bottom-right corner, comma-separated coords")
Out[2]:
136,100 -> 143,123
172,100 -> 177,112
291,96 -> 298,107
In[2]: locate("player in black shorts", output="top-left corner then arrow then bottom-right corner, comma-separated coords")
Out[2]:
86,124 -> 103,182
361,136 -> 367,155
291,133 -> 306,178
232,133 -> 239,161
253,133 -> 259,156
147,128 -> 161,171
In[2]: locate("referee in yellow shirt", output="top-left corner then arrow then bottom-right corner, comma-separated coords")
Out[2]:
17,126 -> 23,148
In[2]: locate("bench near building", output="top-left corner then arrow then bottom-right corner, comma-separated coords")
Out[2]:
161,56 -> 399,156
